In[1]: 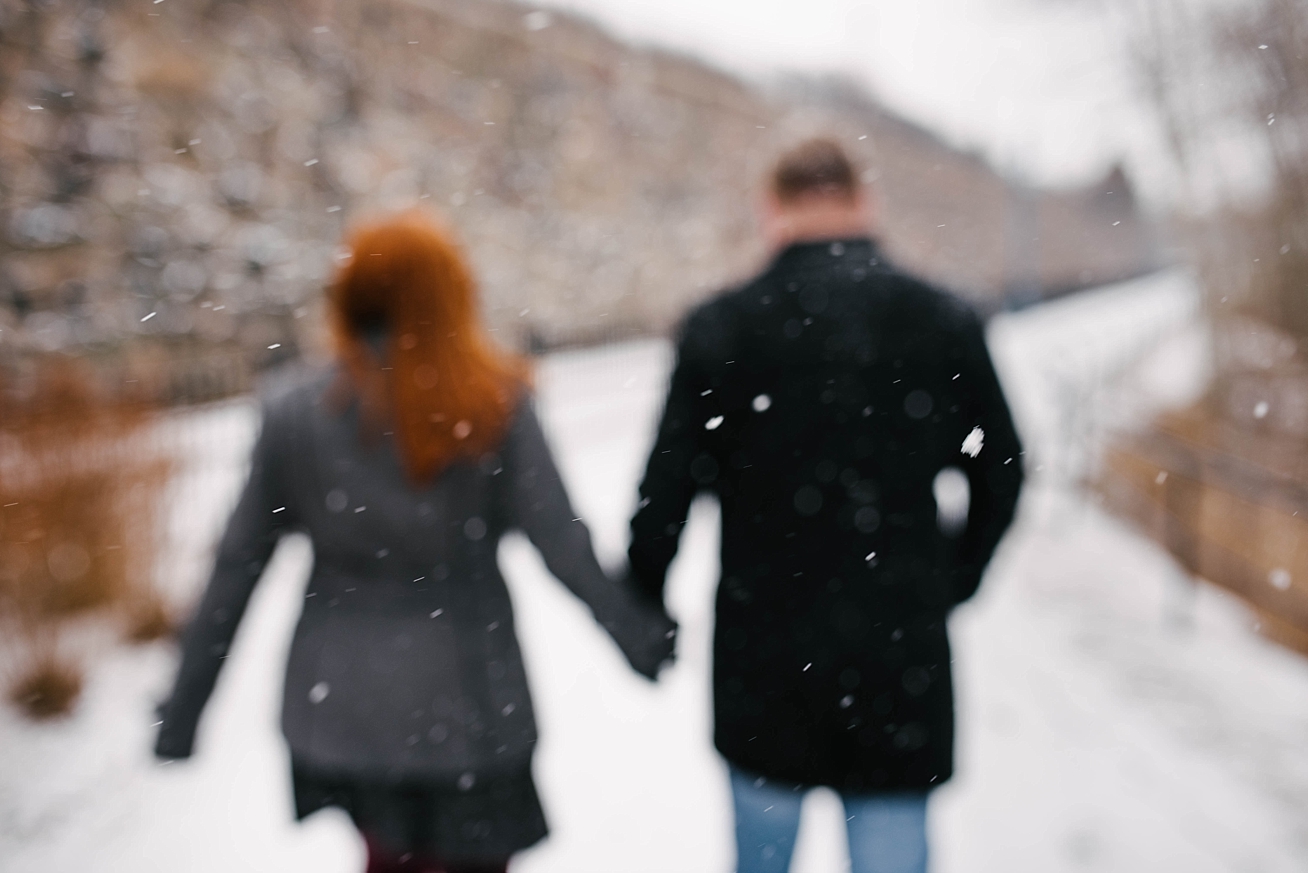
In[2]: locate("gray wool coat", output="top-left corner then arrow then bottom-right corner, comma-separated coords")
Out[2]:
155,369 -> 662,785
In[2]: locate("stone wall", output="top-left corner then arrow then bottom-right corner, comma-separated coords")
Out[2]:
0,0 -> 1159,387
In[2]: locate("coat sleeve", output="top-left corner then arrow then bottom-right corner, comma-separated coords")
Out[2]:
501,400 -> 675,678
951,311 -> 1024,604
154,398 -> 297,759
627,319 -> 712,603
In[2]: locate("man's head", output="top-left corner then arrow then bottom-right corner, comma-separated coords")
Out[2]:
762,138 -> 874,253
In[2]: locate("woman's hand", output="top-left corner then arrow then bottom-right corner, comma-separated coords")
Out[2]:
153,700 -> 196,760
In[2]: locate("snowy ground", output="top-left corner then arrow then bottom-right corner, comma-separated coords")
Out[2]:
3,270 -> 1308,872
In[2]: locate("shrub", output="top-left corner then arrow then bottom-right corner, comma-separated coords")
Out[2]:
0,358 -> 173,718
7,640 -> 84,721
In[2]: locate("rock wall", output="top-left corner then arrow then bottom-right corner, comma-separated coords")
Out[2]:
0,0 -> 1158,387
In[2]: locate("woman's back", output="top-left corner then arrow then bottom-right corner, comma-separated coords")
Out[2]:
162,367 -> 621,780
154,211 -> 674,868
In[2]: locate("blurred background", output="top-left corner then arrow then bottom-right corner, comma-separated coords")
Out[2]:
1,0 -> 1306,870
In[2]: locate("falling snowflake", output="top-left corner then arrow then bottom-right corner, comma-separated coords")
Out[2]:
752,394 -> 772,412
961,426 -> 985,458
705,415 -> 724,431
308,682 -> 330,704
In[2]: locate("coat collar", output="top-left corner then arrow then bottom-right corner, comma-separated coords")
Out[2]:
770,236 -> 882,272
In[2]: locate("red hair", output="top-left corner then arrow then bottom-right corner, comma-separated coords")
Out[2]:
328,211 -> 529,483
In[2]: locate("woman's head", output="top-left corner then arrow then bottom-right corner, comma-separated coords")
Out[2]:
328,211 -> 528,483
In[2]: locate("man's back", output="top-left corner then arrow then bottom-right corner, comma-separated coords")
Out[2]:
629,237 -> 1023,791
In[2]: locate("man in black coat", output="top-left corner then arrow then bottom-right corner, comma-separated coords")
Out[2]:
627,140 -> 1023,873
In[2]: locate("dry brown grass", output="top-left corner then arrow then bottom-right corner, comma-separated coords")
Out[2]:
1099,411 -> 1308,656
122,588 -> 177,644
1106,1 -> 1308,659
0,357 -> 174,718
8,650 -> 84,720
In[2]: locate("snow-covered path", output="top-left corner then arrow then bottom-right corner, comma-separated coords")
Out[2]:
3,271 -> 1307,872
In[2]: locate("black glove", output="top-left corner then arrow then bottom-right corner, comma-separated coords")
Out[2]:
597,573 -> 678,681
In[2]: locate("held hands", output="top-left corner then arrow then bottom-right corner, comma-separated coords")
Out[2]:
599,571 -> 678,681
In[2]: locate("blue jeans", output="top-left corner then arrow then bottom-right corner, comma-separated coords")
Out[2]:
730,767 -> 929,873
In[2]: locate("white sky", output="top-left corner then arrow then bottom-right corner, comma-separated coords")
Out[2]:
546,0 -> 1185,203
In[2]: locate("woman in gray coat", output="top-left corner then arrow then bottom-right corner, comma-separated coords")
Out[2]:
154,212 -> 675,872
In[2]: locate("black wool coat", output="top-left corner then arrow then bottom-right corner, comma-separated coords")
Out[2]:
628,238 -> 1023,792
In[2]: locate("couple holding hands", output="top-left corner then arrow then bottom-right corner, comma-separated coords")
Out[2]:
155,140 -> 1023,873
